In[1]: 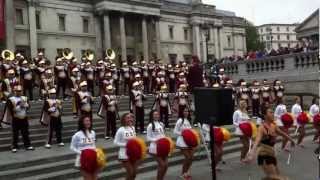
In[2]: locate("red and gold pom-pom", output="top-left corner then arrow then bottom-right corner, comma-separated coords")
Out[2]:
182,129 -> 200,148
297,112 -> 309,125
157,137 -> 175,157
80,149 -> 98,174
281,113 -> 294,128
126,137 -> 147,162
96,148 -> 106,169
313,114 -> 320,126
250,122 -> 257,138
213,127 -> 224,145
221,128 -> 231,142
239,122 -> 252,137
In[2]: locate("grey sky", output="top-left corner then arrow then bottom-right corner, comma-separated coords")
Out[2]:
202,0 -> 320,26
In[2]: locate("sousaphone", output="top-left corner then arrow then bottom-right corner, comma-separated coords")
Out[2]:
1,50 -> 15,61
105,49 -> 116,60
63,48 -> 74,60
84,49 -> 95,61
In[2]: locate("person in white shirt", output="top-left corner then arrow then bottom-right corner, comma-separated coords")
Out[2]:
233,100 -> 251,163
274,98 -> 290,150
114,113 -> 137,180
70,116 -> 97,180
291,97 -> 304,147
309,97 -> 320,142
147,110 -> 168,180
173,109 -> 195,179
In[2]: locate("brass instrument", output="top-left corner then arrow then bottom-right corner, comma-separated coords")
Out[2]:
105,49 -> 116,60
84,49 -> 95,61
1,50 -> 15,61
62,48 -> 74,60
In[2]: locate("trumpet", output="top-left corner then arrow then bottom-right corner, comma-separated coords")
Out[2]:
1,50 -> 15,61
62,48 -> 74,60
105,49 -> 116,60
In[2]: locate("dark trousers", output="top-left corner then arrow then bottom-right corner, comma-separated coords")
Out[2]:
23,80 -> 33,100
105,111 -> 117,137
178,105 -> 187,118
169,79 -> 176,93
12,118 -> 31,149
114,80 -> 119,95
143,78 -> 150,94
160,106 -> 169,128
87,80 -> 94,96
135,106 -> 145,133
124,78 -> 130,95
57,78 -> 67,99
252,99 -> 260,117
47,117 -> 62,144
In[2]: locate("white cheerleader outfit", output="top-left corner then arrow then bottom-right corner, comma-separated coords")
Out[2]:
233,110 -> 250,136
309,104 -> 320,118
173,118 -> 192,149
274,104 -> 287,127
70,130 -> 96,167
291,103 -> 302,126
146,121 -> 165,155
114,126 -> 136,160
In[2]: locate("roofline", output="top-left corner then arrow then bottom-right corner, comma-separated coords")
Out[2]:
295,9 -> 319,32
257,23 -> 299,27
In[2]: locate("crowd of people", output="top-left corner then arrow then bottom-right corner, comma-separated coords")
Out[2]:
0,48 -> 319,180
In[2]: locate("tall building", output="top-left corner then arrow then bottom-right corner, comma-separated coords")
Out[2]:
257,24 -> 299,51
1,0 -> 247,63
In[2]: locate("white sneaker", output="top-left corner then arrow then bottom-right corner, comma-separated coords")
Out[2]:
26,146 -> 34,151
58,143 -> 64,147
45,144 -> 51,149
105,136 -> 110,140
11,148 -> 17,153
142,131 -> 147,134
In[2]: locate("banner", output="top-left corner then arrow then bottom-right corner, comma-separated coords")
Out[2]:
0,0 -> 5,40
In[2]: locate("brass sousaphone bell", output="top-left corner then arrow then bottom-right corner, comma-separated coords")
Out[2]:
84,49 -> 95,61
105,49 -> 116,60
1,50 -> 15,61
62,48 -> 74,60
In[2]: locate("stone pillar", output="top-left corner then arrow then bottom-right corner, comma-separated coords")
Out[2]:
213,27 -> 219,59
134,21 -> 140,61
103,13 -> 111,50
217,27 -> 223,59
119,14 -> 127,62
27,1 -> 38,57
94,15 -> 103,58
142,16 -> 149,61
155,18 -> 161,59
242,34 -> 247,54
5,0 -> 15,51
233,32 -> 236,55
201,31 -> 207,63
192,24 -> 201,58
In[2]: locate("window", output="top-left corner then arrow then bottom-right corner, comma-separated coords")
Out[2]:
227,36 -> 231,47
266,35 -> 270,40
288,43 -> 290,48
183,54 -> 192,64
169,26 -> 174,40
287,35 -> 290,40
168,54 -> 177,64
277,35 -> 280,40
184,28 -> 188,40
286,27 -> 289,32
57,48 -> 63,57
58,14 -> 66,31
82,18 -> 89,33
277,27 -> 280,31
15,9 -> 24,25
261,28 -> 263,33
36,11 -> 41,29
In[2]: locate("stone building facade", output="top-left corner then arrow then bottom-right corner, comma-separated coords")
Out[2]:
3,0 -> 247,64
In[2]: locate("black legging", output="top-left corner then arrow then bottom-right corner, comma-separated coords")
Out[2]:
47,117 -> 62,144
135,106 -> 145,133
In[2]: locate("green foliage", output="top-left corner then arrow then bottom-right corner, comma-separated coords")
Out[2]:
245,20 -> 265,52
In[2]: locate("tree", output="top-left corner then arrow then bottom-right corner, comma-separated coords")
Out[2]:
245,20 -> 265,52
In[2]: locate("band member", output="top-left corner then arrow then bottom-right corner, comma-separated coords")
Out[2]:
35,60 -> 47,89
250,81 -> 261,117
114,113 -> 138,180
149,61 -> 158,93
95,60 -> 106,95
140,61 -> 150,94
225,80 -> 236,109
82,62 -> 95,96
98,85 -> 119,139
273,80 -> 285,103
203,72 -> 210,88
40,88 -> 64,148
131,81 -> 146,133
70,68 -> 81,117
238,81 -> 249,105
218,68 -> 227,82
261,79 -> 271,103
155,71 -> 167,92
2,69 -> 20,99
309,97 -> 320,142
70,116 -> 97,180
274,98 -> 289,150
120,62 -> 130,95
291,97 -> 304,147
110,63 -> 120,95
40,69 -> 55,100
75,81 -> 93,120
152,85 -> 172,129
1,50 -> 14,77
173,109 -> 195,179
1,85 -> 34,152
212,79 -> 220,88
173,84 -> 190,118
176,73 -> 188,91
167,64 -> 176,93
233,100 -> 251,163
20,60 -> 34,101
130,61 -> 141,78
247,107 -> 295,180
54,58 -> 68,99
147,110 -> 168,180
101,72 -> 114,95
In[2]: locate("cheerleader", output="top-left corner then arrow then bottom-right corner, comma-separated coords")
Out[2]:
70,116 -> 97,180
233,100 -> 251,163
309,97 -> 320,142
147,110 -> 168,180
114,113 -> 138,180
274,98 -> 289,150
291,97 -> 304,147
173,108 -> 195,179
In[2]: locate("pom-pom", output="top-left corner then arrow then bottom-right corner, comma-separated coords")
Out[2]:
182,129 -> 200,148
221,128 -> 231,142
213,127 -> 224,145
250,122 -> 257,138
80,149 -> 98,174
297,112 -> 309,125
96,148 -> 106,169
156,137 -> 175,157
313,114 -> 320,126
281,113 -> 294,128
126,137 -> 147,162
239,122 -> 252,137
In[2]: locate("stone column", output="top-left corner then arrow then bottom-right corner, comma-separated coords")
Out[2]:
217,27 -> 223,59
94,15 -> 103,58
155,18 -> 161,59
28,1 -> 38,57
142,16 -> 149,61
242,34 -> 247,54
233,32 -> 236,55
103,12 -> 111,50
201,31 -> 207,62
134,21 -> 140,61
119,13 -> 127,62
5,0 -> 15,51
213,27 -> 219,59
192,24 -> 201,58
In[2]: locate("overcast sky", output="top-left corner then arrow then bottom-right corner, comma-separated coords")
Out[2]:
202,0 -> 320,26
